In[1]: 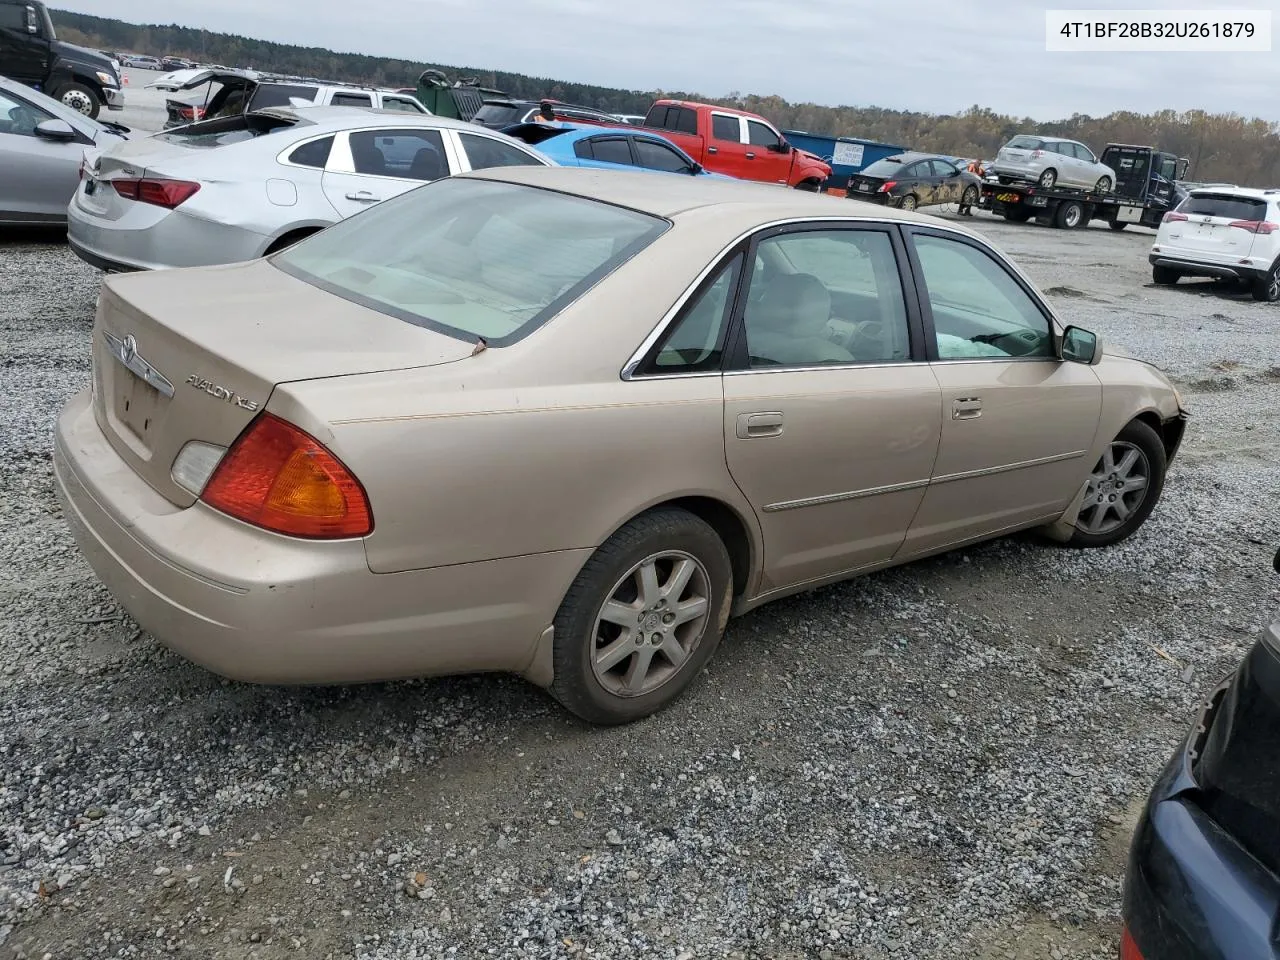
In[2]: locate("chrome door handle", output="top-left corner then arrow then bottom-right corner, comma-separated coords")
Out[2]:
952,398 -> 982,420
345,190 -> 380,202
736,411 -> 784,439
745,152 -> 756,160
707,146 -> 718,154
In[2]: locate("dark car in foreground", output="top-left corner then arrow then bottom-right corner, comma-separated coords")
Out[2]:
846,152 -> 982,211
1123,546 -> 1280,959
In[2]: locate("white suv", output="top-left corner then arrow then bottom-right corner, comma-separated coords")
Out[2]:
1150,187 -> 1280,302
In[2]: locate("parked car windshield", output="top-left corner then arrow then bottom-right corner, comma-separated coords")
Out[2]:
1180,193 -> 1268,220
859,156 -> 907,176
273,177 -> 671,346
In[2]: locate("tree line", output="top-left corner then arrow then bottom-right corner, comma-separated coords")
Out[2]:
53,9 -> 1280,186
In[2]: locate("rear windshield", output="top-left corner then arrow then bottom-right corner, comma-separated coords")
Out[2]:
155,113 -> 299,146
273,178 -> 670,346
473,103 -> 526,125
859,156 -> 906,176
1005,135 -> 1043,149
248,83 -> 320,110
1180,193 -> 1268,220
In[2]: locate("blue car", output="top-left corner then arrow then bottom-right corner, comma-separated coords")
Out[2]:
503,122 -> 734,180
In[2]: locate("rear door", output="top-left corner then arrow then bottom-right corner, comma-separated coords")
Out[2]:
320,126 -> 457,218
721,224 -> 942,591
745,118 -> 791,185
573,135 -> 634,169
1166,193 -> 1271,260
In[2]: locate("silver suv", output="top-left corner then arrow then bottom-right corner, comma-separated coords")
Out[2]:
992,135 -> 1116,193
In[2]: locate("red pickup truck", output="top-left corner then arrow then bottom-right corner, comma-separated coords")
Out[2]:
642,100 -> 831,190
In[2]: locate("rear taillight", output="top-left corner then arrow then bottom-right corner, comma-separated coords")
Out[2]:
1228,219 -> 1279,234
178,105 -> 205,121
112,178 -> 201,209
1163,211 -> 1188,223
201,414 -> 373,539
1120,926 -> 1144,960
878,181 -> 897,193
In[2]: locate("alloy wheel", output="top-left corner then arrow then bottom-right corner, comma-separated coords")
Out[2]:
61,89 -> 93,115
1076,441 -> 1151,535
590,551 -> 712,698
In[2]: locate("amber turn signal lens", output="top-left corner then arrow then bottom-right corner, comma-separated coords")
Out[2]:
201,413 -> 373,539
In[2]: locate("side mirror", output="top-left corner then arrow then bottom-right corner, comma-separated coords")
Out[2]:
1061,325 -> 1102,365
34,118 -> 77,141
774,140 -> 792,154
24,4 -> 39,33
689,162 -> 703,175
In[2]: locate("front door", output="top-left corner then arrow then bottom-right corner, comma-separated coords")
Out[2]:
898,227 -> 1102,558
707,112 -> 752,179
744,118 -> 793,186
930,159 -> 964,204
721,225 -> 942,594
320,127 -> 455,219
0,3 -> 48,84
0,87 -> 80,220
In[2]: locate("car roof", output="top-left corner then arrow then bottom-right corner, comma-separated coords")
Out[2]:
248,105 -> 492,133
464,166 -> 985,233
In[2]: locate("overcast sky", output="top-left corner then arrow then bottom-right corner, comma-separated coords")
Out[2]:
64,0 -> 1280,120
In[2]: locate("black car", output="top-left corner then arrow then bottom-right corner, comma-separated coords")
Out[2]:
471,98 -> 616,129
1123,547 -> 1280,960
846,152 -> 982,212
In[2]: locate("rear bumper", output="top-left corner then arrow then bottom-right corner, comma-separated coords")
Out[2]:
1149,253 -> 1269,282
53,387 -> 588,685
846,191 -> 890,204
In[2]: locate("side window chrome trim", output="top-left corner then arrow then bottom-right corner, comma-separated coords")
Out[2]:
620,215 -> 982,381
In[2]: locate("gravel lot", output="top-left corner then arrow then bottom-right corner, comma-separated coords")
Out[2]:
1,210 -> 1278,960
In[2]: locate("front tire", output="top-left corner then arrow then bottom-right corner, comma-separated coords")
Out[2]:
1152,266 -> 1181,285
961,185 -> 979,207
794,179 -> 822,192
1069,420 -> 1166,548
550,508 -> 732,725
55,82 -> 101,119
1251,263 -> 1280,302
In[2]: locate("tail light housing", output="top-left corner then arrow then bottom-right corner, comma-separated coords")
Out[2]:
1163,211 -> 1188,223
878,181 -> 897,193
178,105 -> 204,121
201,414 -> 373,539
112,178 -> 201,209
1228,219 -> 1279,234
1120,926 -> 1144,960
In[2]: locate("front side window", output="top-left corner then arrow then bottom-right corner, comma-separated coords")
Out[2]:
273,178 -> 669,346
742,229 -> 911,368
350,128 -> 448,180
930,159 -> 959,177
912,233 -> 1053,360
633,138 -> 691,173
0,4 -> 26,29
0,89 -> 51,137
640,254 -> 743,374
746,120 -> 778,148
458,132 -> 544,170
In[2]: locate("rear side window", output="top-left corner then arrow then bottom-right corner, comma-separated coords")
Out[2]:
248,84 -> 319,110
458,132 -> 544,170
643,253 -> 744,374
711,114 -> 740,142
579,137 -> 632,165
648,106 -> 697,135
288,136 -> 333,168
1180,194 -> 1268,220
331,92 -> 373,107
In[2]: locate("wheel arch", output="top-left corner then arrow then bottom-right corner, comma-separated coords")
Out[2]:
257,220 -> 334,257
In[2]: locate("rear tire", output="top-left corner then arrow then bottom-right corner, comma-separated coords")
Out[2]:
549,508 -> 732,725
899,194 -> 918,212
1068,420 -> 1166,548
1094,176 -> 1113,194
55,82 -> 101,119
1055,200 -> 1084,229
1251,263 -> 1280,302
1038,168 -> 1058,189
1152,266 -> 1181,285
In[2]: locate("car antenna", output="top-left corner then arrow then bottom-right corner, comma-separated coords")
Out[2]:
472,336 -> 488,356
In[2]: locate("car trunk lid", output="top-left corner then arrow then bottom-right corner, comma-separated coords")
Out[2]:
1193,613 -> 1280,878
1166,193 -> 1272,258
90,261 -> 477,507
146,68 -> 260,92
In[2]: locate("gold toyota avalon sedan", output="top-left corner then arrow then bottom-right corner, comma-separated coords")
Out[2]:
54,167 -> 1188,724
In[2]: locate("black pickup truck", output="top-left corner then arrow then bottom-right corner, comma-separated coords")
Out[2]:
0,0 -> 123,118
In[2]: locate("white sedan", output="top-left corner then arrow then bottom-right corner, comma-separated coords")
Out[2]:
66,105 -> 552,271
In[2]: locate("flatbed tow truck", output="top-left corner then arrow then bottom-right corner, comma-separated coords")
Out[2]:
979,143 -> 1190,230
